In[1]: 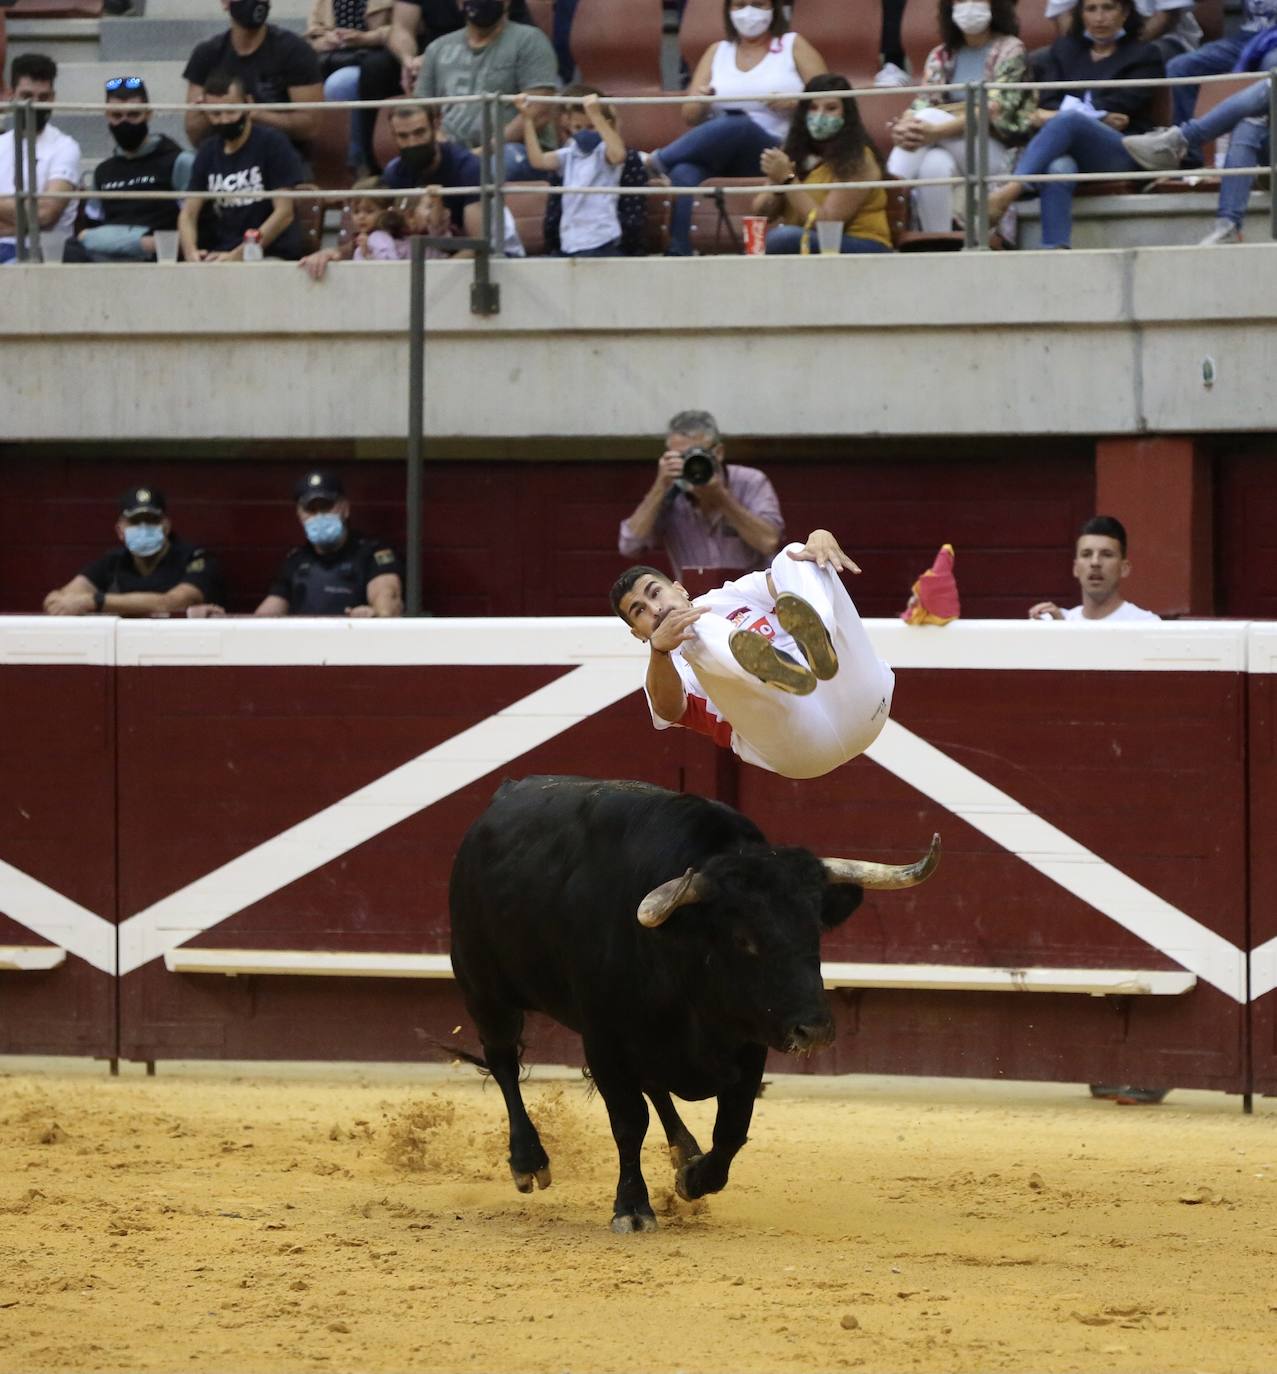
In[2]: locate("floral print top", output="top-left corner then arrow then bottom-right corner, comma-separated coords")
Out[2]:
911,34 -> 1037,144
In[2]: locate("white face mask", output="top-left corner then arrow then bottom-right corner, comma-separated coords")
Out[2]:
951,1 -> 992,35
730,4 -> 773,38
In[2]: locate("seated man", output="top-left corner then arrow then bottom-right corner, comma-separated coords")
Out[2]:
1028,515 -> 1160,622
611,530 -> 894,781
179,69 -> 304,261
64,77 -> 193,263
42,486 -> 221,617
0,53 -> 81,263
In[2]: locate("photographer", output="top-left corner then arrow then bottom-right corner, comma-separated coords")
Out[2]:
617,410 -> 784,583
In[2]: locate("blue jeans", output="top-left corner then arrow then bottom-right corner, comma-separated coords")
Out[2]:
323,63 -> 366,171
1180,52 -> 1277,226
764,225 -> 892,254
554,237 -> 621,257
0,241 -> 17,264
1166,33 -> 1247,128
1014,111 -> 1138,248
656,114 -> 778,254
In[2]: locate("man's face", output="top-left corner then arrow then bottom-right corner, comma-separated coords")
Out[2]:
296,496 -> 350,529
106,93 -> 147,130
204,85 -> 250,129
12,75 -> 55,109
1073,534 -> 1128,602
618,573 -> 692,642
391,111 -> 436,153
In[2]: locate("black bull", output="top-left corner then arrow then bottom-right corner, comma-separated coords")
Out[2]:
449,776 -> 940,1233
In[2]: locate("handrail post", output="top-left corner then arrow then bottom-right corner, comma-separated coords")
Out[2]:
974,79 -> 990,250
12,101 -> 29,262
470,92 -> 500,315
490,88 -> 505,248
962,82 -> 978,250
1269,67 -> 1276,242
24,100 -> 45,263
406,233 -> 426,617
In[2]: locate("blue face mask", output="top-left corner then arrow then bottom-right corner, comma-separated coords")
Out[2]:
124,523 -> 165,558
1084,25 -> 1126,42
304,512 -> 344,548
572,129 -> 603,154
806,111 -> 845,141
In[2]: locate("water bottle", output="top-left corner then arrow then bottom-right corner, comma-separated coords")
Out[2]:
242,229 -> 264,263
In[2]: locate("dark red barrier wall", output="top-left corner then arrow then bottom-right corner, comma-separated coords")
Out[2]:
1248,635 -> 1277,1093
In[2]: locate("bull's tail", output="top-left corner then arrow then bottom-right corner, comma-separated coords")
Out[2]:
425,1039 -> 491,1074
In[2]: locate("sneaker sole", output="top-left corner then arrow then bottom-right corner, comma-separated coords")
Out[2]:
729,631 -> 816,695
775,593 -> 839,681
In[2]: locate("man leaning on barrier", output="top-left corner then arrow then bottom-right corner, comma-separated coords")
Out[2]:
0,53 -> 81,263
1027,515 -> 1160,622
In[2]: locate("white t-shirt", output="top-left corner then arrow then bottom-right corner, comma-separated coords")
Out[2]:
644,568 -> 799,768
0,123 -> 82,247
1061,600 -> 1160,622
557,138 -> 622,255
708,32 -> 803,142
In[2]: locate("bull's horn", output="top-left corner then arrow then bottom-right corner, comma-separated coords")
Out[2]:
821,833 -> 941,890
637,868 -> 710,928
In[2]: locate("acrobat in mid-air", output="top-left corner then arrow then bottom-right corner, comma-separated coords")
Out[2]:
611,530 -> 893,781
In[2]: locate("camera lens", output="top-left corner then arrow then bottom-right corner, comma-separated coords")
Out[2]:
680,448 -> 715,486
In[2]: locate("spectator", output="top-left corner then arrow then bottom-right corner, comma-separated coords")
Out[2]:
63,77 -> 193,264
611,531 -> 895,781
347,175 -> 408,257
0,53 -> 81,263
413,0 -> 559,179
183,0 -> 324,172
754,75 -> 894,255
306,0 -> 393,175
515,86 -> 630,257
194,471 -> 405,616
179,69 -> 305,261
42,486 -> 221,618
887,1 -> 1035,240
986,0 -> 1163,250
645,1 -> 826,256
877,0 -> 912,85
1166,0 -> 1277,133
1027,514 -> 1160,621
1045,0 -> 1201,64
1122,49 -> 1277,243
618,409 -> 783,583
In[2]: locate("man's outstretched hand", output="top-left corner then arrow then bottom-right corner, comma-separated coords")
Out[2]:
650,606 -> 706,653
787,530 -> 861,574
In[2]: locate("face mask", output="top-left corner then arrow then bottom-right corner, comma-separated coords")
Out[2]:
399,142 -> 437,175
730,4 -> 773,38
572,129 -> 603,154
304,513 -> 344,548
463,0 -> 504,27
1084,25 -> 1126,42
806,111 -> 844,141
216,113 -> 249,144
124,524 -> 165,558
228,0 -> 270,28
951,1 -> 992,35
111,119 -> 149,152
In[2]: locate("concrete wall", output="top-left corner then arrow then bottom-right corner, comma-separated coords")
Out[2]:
2,246 -> 1275,443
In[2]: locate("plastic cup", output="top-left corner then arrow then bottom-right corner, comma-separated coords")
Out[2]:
815,220 -> 844,256
153,230 -> 178,264
742,216 -> 768,256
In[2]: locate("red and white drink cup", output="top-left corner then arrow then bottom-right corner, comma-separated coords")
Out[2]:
742,216 -> 768,256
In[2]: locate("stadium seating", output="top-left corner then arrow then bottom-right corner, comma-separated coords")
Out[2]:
571,0 -> 663,92
3,0 -> 101,15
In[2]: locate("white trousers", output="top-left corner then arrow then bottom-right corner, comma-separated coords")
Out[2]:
886,107 -> 1015,233
683,551 -> 895,780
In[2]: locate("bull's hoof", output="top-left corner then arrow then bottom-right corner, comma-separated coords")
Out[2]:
676,1154 -> 725,1201
610,1210 -> 659,1234
510,1163 -> 552,1193
668,1140 -> 702,1171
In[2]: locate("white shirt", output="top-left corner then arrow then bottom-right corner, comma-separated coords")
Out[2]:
557,138 -> 622,254
0,122 -> 82,247
708,32 -> 803,142
1061,600 -> 1160,622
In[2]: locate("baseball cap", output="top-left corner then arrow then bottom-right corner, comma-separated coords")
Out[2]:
119,485 -> 167,518
293,471 -> 345,505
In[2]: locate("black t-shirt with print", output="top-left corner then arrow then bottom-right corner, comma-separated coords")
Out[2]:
80,535 -> 222,602
189,122 -> 304,257
91,134 -> 186,231
268,531 -> 404,615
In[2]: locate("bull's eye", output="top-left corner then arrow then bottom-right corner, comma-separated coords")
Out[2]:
733,930 -> 759,957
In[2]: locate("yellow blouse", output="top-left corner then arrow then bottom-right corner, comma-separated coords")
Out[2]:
780,152 -> 892,249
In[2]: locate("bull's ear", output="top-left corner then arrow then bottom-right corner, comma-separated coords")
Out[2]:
637,869 -> 712,928
820,883 -> 864,930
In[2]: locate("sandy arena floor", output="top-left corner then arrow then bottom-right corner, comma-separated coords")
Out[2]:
1,1059 -> 1274,1374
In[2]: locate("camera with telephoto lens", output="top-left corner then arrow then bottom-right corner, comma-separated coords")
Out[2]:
675,446 -> 717,493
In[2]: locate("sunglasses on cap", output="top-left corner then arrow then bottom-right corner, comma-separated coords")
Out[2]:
105,76 -> 145,93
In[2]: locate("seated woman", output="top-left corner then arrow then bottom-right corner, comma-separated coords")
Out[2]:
754,75 -> 894,255
986,0 -> 1163,248
647,0 -> 826,255
306,0 -> 393,174
887,0 -> 1035,238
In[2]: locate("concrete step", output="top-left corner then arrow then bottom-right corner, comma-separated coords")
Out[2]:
1017,189 -> 1269,250
6,17 -> 103,65
98,12 -> 306,62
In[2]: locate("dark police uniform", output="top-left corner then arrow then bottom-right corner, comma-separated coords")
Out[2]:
269,530 -> 403,615
80,535 -> 222,603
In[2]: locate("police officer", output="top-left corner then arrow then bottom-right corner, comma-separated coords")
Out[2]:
257,471 -> 404,617
43,486 -> 221,617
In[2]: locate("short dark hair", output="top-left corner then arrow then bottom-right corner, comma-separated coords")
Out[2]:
202,68 -> 246,99
1068,0 -> 1144,41
11,53 -> 58,87
390,102 -> 437,123
722,0 -> 787,42
1079,515 -> 1128,556
937,0 -> 1019,49
609,565 -> 669,620
667,409 -> 721,446
560,82 -> 616,127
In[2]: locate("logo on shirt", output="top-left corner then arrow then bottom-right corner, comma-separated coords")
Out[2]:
208,166 -> 266,208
